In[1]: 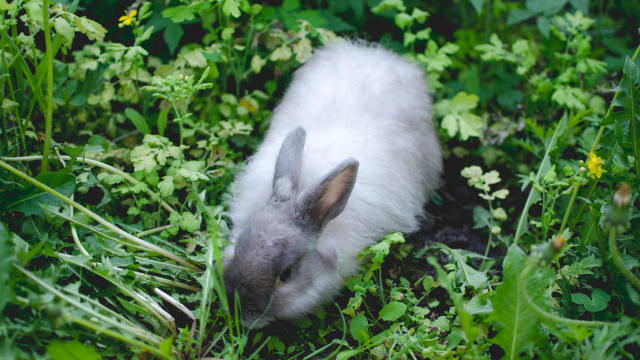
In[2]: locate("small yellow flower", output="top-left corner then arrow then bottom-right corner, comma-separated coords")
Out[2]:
586,151 -> 602,179
118,9 -> 137,27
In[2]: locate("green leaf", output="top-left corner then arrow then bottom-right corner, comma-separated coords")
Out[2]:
0,221 -> 10,312
450,91 -> 479,113
86,135 -> 109,153
180,212 -> 201,233
349,313 -> 369,344
124,108 -> 150,135
622,56 -> 640,177
222,0 -> 242,17
54,17 -> 75,47
73,16 -> 107,42
394,12 -> 412,29
488,245 -> 545,359
162,5 -> 196,23
10,171 -> 76,217
158,176 -> 175,197
551,86 -> 588,110
378,301 -> 406,321
470,0 -> 484,14
163,22 -> 184,55
47,340 -> 101,360
157,107 -> 169,136
572,289 -> 611,312
251,54 -> 267,73
183,50 -> 207,68
270,45 -> 292,62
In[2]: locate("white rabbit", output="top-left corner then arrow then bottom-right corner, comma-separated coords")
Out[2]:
223,41 -> 442,328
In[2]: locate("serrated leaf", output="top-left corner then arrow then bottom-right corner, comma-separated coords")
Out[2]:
488,245 -> 549,359
162,5 -> 195,23
223,0 -> 242,18
73,16 -> 107,42
180,212 -> 201,233
47,340 -> 101,360
572,289 -> 610,312
378,301 -> 406,321
158,176 -> 174,197
54,17 -> 75,47
551,86 -> 588,110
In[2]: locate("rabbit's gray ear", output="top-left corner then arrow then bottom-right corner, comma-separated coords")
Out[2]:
297,158 -> 359,230
273,127 -> 306,201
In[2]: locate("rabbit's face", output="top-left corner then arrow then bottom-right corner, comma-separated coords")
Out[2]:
223,205 -> 336,327
223,127 -> 358,328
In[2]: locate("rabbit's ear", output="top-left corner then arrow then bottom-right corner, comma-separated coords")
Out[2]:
298,158 -> 359,230
272,127 -> 306,201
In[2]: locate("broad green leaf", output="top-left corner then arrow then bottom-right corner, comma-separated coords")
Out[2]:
163,22 -> 184,55
371,0 -> 406,13
183,50 -> 207,68
394,13 -> 412,29
223,0 -> 242,17
488,245 -> 545,359
158,176 -> 175,197
270,45 -> 292,62
180,212 -> 201,233
73,16 -> 107,42
54,17 -> 75,47
349,313 -> 369,344
124,108 -> 150,135
47,340 -> 101,360
378,301 -> 406,321
10,171 -> 76,217
251,55 -> 267,73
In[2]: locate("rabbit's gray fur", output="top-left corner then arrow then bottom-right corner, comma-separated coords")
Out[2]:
223,41 -> 442,328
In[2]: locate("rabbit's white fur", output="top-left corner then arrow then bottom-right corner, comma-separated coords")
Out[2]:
227,41 -> 442,318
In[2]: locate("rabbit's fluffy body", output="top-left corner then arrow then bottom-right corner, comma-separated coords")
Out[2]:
224,42 -> 442,326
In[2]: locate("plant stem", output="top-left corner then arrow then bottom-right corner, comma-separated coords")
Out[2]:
41,0 -> 53,173
15,264 -> 163,343
519,251 -> 609,328
0,159 -> 199,269
71,317 -> 171,359
558,180 -> 580,235
608,227 -> 640,291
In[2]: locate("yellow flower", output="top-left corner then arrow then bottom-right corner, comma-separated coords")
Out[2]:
586,151 -> 602,179
119,9 -> 137,27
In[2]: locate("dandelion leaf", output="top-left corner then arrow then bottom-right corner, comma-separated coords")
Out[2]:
488,245 -> 546,359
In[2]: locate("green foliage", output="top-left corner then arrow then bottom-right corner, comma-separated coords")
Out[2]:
1,0 -> 640,358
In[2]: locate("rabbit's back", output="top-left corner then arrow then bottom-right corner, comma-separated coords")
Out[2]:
229,42 -> 441,274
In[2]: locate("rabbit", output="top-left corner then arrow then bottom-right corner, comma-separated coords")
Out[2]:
223,41 -> 442,328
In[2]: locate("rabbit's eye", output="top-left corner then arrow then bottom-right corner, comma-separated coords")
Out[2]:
279,267 -> 292,282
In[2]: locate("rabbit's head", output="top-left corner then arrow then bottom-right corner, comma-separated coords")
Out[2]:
223,127 -> 359,328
